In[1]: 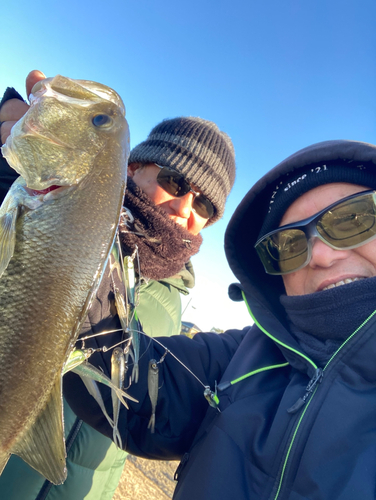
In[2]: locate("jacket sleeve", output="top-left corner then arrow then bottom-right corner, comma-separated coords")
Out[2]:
64,326 -> 249,460
0,87 -> 24,203
0,152 -> 19,203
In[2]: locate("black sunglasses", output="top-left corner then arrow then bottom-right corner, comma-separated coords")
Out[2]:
155,165 -> 214,219
255,190 -> 376,275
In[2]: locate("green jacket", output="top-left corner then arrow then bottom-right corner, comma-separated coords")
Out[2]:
0,265 -> 193,500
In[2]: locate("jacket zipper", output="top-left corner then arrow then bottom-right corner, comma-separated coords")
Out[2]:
286,368 -> 323,414
272,392 -> 317,500
241,292 -> 319,499
242,292 -> 376,500
272,308 -> 376,499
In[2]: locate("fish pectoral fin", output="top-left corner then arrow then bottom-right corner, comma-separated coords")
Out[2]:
12,377 -> 67,485
0,206 -> 18,278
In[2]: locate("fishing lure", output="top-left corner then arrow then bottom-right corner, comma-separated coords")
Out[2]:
147,359 -> 160,433
71,361 -> 138,409
79,237 -> 221,420
79,375 -> 122,447
124,254 -> 141,383
63,348 -> 93,374
111,347 -> 126,448
110,237 -> 141,384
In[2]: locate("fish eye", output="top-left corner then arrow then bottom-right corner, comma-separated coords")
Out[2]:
92,114 -> 113,128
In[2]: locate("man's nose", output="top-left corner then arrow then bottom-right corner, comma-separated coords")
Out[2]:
169,192 -> 195,218
309,238 -> 349,269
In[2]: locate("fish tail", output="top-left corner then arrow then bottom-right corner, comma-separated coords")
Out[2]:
11,377 -> 67,484
131,362 -> 139,384
116,390 -> 130,410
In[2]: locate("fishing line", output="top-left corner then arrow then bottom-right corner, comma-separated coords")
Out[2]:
79,328 -> 124,342
115,232 -> 129,326
143,333 -> 208,390
79,328 -> 152,362
140,332 -> 219,409
78,327 -> 210,391
78,232 -> 213,396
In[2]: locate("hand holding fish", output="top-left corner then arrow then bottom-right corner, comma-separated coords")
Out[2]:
0,70 -> 45,145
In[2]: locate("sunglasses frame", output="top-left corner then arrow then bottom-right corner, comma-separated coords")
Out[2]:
155,164 -> 215,219
255,189 -> 376,275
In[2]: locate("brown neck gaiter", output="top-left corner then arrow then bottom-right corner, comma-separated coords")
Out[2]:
119,178 -> 203,280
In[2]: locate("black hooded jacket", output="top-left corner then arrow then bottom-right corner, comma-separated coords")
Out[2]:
64,139 -> 376,500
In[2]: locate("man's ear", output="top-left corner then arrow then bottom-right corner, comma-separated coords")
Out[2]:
127,162 -> 139,177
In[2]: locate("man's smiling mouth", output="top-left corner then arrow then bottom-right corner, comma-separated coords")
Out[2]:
322,277 -> 364,291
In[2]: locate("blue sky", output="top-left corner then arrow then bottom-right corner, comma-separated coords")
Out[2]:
2,0 -> 376,330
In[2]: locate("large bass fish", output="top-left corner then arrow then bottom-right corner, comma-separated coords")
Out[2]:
0,75 -> 129,484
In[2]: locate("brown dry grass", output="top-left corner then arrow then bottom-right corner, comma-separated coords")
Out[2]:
113,455 -> 179,500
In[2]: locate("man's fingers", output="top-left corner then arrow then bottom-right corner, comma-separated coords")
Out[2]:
0,121 -> 16,146
26,70 -> 46,98
0,99 -> 30,122
0,70 -> 45,146
0,99 -> 30,145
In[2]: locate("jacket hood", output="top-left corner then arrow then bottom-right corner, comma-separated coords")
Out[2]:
225,139 -> 376,323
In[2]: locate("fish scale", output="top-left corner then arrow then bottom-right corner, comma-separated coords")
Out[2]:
0,75 -> 129,484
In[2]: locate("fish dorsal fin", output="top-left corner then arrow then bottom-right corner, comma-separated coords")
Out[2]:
0,206 -> 17,278
12,377 -> 67,485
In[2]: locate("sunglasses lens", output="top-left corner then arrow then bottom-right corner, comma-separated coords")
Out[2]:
255,229 -> 309,274
317,194 -> 376,247
157,167 -> 215,219
256,192 -> 376,275
157,168 -> 190,197
192,196 -> 214,219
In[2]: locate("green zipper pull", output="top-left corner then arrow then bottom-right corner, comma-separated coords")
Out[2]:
287,368 -> 323,414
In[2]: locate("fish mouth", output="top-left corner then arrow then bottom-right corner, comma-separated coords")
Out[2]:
321,277 -> 364,291
25,185 -> 62,196
25,184 -> 75,201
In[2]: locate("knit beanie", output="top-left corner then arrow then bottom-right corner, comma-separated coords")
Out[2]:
258,160 -> 376,239
128,117 -> 236,224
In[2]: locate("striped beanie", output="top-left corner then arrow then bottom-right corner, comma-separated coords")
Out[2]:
128,117 -> 236,224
